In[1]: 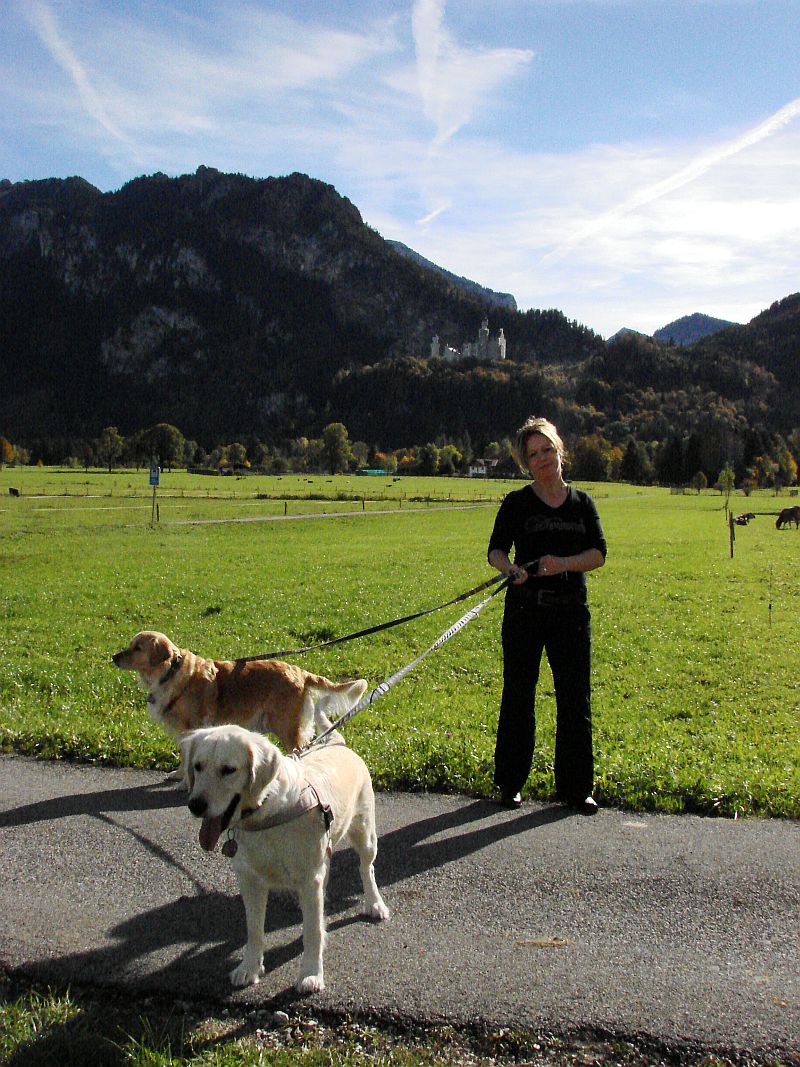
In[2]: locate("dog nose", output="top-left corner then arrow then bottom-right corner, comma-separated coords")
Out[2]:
188,797 -> 207,817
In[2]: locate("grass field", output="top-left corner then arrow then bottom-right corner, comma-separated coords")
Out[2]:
1,466 -> 798,818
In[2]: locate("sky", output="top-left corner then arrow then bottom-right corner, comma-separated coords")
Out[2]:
2,0 -> 799,339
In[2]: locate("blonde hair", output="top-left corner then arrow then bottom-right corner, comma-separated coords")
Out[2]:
513,417 -> 566,476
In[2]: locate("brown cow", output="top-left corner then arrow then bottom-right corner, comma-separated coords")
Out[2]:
776,506 -> 800,529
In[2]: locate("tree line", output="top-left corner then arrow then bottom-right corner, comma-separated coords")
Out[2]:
3,418 -> 799,491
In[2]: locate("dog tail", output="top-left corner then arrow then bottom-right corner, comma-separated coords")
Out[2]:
307,678 -> 367,712
308,678 -> 367,741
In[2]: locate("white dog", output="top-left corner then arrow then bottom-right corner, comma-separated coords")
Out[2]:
182,716 -> 390,993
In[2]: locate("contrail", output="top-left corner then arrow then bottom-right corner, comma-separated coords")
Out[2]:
541,95 -> 800,264
25,0 -> 140,154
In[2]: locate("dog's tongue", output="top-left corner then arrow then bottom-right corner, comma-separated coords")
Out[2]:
199,815 -> 223,852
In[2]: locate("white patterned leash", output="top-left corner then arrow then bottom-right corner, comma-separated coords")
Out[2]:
297,572 -> 516,756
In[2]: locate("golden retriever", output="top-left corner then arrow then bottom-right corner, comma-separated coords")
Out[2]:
112,630 -> 367,760
182,718 -> 390,993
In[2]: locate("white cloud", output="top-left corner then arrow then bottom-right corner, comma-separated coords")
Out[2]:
411,0 -> 533,151
8,1 -> 798,337
541,96 -> 800,264
23,0 -> 143,160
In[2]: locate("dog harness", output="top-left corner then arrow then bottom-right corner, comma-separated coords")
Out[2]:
239,781 -> 333,833
220,781 -> 334,858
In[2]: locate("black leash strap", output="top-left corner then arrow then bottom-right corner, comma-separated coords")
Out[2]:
240,570 -> 510,662
299,574 -> 512,754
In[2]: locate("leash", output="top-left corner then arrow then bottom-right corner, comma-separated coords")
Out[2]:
239,570 -> 512,662
297,572 -> 516,756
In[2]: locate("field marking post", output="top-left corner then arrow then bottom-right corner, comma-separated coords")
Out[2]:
149,462 -> 160,526
728,512 -> 734,558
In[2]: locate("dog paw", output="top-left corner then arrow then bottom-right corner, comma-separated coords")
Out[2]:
365,899 -> 390,921
295,973 -> 325,995
230,961 -> 264,987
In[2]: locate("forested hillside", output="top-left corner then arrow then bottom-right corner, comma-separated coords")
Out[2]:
1,168 -> 799,486
0,168 -> 598,445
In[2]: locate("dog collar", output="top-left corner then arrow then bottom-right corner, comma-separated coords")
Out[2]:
157,654 -> 183,688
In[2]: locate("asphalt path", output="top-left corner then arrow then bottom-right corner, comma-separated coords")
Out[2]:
1,755 -> 798,1059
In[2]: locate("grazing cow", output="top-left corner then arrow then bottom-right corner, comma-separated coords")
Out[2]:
735,513 -> 755,526
775,506 -> 800,529
8,487 -> 19,497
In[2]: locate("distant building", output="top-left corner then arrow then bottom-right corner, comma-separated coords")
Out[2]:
431,318 -> 506,362
468,458 -> 500,478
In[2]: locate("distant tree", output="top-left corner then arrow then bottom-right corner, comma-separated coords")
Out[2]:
571,435 -> 611,481
373,451 -> 397,474
690,470 -> 708,492
190,442 -> 210,468
655,434 -> 685,486
0,437 -> 14,465
138,423 -> 185,471
182,438 -> 203,467
249,441 -> 270,469
619,439 -> 654,484
351,440 -> 370,468
321,422 -> 353,474
95,426 -> 124,472
306,437 -> 326,472
683,433 -> 706,483
773,434 -> 798,487
716,465 -> 736,516
418,442 -> 440,476
227,442 -> 248,468
124,431 -> 148,469
788,430 -> 800,473
439,443 -> 462,475
78,441 -> 95,471
496,438 -> 517,475
748,455 -> 778,489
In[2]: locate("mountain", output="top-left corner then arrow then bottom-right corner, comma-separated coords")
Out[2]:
653,313 -> 736,345
386,240 -> 517,311
0,167 -> 598,446
0,167 -> 798,466
606,327 -> 649,344
691,294 -> 800,429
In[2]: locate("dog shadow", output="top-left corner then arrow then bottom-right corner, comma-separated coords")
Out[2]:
15,886 -> 306,1003
0,777 -> 184,830
5,775 -> 569,1004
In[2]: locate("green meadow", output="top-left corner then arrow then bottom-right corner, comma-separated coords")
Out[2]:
1,466 -> 798,818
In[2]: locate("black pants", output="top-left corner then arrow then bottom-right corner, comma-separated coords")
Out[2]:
494,600 -> 594,801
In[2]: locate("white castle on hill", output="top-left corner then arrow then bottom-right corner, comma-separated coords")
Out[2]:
431,318 -> 506,362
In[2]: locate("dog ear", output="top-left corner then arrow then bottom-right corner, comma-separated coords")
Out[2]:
180,732 -> 198,790
245,735 -> 282,807
150,634 -> 173,666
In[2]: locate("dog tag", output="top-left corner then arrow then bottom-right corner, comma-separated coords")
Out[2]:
221,837 -> 238,858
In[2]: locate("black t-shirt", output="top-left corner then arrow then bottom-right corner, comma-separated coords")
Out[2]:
487,484 -> 607,597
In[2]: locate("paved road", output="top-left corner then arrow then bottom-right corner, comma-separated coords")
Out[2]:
1,755 -> 798,1058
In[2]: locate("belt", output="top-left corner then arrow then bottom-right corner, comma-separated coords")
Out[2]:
534,588 -> 586,607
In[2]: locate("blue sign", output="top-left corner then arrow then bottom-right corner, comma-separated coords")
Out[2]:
149,465 -> 160,486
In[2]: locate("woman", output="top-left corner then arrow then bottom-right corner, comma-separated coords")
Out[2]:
487,417 -> 606,813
